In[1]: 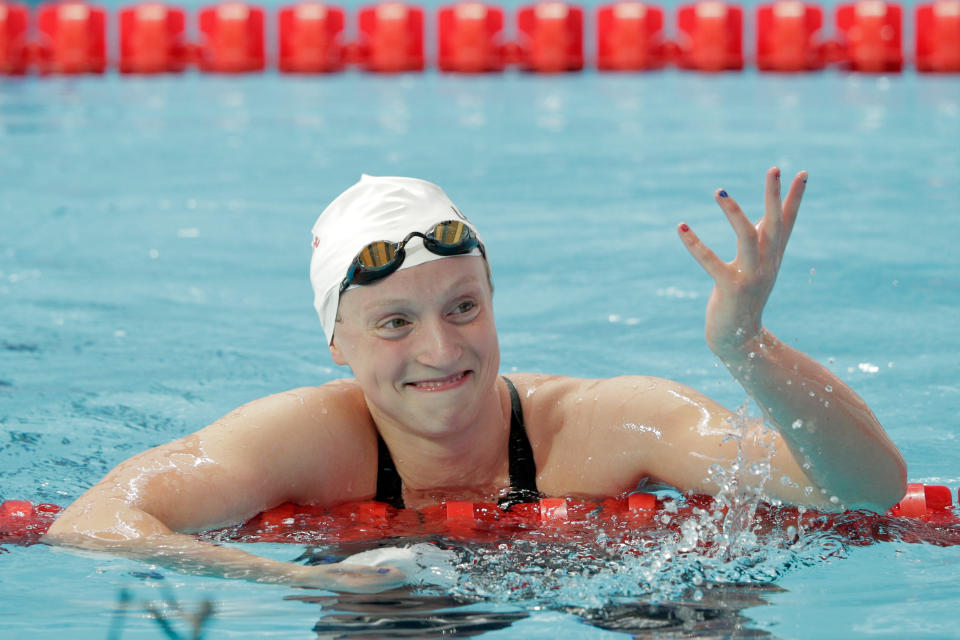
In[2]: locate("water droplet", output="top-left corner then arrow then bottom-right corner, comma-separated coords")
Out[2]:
749,461 -> 770,476
824,385 -> 833,393
791,419 -> 803,430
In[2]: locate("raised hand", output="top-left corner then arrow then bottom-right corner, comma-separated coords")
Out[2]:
677,167 -> 808,361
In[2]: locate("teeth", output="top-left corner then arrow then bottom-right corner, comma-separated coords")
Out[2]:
413,372 -> 465,389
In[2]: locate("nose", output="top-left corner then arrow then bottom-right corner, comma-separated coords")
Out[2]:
414,317 -> 463,370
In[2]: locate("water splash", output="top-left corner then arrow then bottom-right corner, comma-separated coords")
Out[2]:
446,401 -> 849,608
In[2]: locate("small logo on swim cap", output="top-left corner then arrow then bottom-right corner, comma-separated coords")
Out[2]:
312,235 -> 320,249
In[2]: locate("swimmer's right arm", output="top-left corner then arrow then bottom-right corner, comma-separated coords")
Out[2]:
43,383 -> 402,593
45,506 -> 402,591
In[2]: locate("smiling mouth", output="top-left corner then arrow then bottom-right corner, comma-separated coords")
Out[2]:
407,371 -> 471,391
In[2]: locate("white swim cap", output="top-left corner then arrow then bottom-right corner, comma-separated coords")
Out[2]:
310,175 -> 484,345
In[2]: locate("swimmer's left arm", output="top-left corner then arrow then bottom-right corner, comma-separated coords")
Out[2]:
675,168 -> 906,511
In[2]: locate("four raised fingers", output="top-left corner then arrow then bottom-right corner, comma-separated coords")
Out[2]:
678,167 -> 806,277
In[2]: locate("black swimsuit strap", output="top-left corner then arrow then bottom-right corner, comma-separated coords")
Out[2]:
374,376 -> 541,510
498,376 -> 541,509
375,432 -> 404,509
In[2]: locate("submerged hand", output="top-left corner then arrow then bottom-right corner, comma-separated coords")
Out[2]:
291,562 -> 407,593
677,167 -> 808,361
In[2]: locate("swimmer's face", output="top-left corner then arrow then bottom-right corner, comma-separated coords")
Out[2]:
330,256 -> 499,435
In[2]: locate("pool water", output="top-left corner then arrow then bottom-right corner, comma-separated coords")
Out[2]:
2,66 -> 959,638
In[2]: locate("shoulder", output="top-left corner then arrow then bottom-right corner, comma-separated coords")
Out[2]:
505,373 -> 706,420
222,379 -> 368,424
505,373 -> 736,497
179,379 -> 378,505
202,379 -> 376,467
59,380 -> 381,533
505,373 -> 733,458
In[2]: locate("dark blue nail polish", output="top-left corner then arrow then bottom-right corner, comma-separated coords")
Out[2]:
719,190 -> 728,198
377,567 -> 390,574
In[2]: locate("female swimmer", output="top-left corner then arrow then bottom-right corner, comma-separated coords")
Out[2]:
44,169 -> 906,593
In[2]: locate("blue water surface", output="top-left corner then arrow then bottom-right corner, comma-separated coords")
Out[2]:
1,67 -> 959,639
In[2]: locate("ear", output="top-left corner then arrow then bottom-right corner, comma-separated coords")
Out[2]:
329,340 -> 348,366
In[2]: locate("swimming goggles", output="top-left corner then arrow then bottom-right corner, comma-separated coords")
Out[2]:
339,220 -> 485,294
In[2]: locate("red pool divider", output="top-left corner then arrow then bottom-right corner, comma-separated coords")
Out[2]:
835,0 -> 903,72
756,1 -> 825,71
596,1 -> 667,71
278,2 -> 345,73
889,482 -> 954,520
516,2 -> 584,72
916,0 -> 960,72
0,1 -> 30,74
0,500 -> 62,546
36,1 -> 107,74
356,2 -> 425,72
197,2 -> 265,72
437,2 -> 506,73
5,484 -> 959,548
676,1 -> 744,71
4,0 -> 960,74
119,3 -> 188,73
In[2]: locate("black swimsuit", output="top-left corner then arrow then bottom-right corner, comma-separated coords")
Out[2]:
374,376 -> 540,510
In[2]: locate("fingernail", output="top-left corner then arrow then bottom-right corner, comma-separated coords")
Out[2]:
377,568 -> 390,574
774,168 -> 781,180
680,223 -> 690,232
718,190 -> 728,198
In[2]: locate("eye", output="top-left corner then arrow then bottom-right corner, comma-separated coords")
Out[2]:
373,314 -> 415,340
378,317 -> 410,331
453,301 -> 475,314
448,299 -> 480,322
